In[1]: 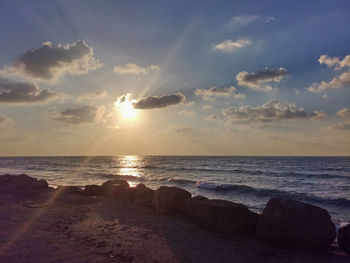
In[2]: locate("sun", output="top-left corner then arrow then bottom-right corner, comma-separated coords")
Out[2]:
114,93 -> 137,119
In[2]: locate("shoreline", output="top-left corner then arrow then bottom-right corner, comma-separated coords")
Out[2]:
0,174 -> 349,263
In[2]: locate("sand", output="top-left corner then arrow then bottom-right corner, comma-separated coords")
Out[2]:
0,189 -> 348,263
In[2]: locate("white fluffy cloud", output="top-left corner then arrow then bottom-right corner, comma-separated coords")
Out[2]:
236,68 -> 288,91
5,40 -> 102,83
221,100 -> 308,124
195,86 -> 245,99
309,54 -> 350,93
0,81 -> 59,103
53,105 -> 105,124
214,39 -> 251,53
113,63 -> 160,75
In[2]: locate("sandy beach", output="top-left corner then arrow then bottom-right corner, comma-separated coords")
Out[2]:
0,175 -> 348,263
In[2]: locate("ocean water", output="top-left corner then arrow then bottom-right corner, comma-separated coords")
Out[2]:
0,156 -> 349,225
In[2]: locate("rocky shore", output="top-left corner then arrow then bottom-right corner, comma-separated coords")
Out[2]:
0,174 -> 349,263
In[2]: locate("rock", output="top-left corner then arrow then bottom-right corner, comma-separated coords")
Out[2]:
133,183 -> 154,206
152,186 -> 191,214
56,186 -> 84,195
338,224 -> 350,254
84,185 -> 102,196
101,179 -> 129,188
101,179 -> 134,202
188,199 -> 259,234
0,174 -> 49,195
257,198 -> 336,250
180,195 -> 208,217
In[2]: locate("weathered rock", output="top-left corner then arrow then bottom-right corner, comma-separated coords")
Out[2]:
101,179 -> 134,202
56,186 -> 84,195
257,198 -> 336,250
338,224 -> 350,254
84,185 -> 102,196
188,199 -> 259,234
152,186 -> 191,214
101,179 -> 130,188
133,183 -> 154,206
0,174 -> 49,195
180,195 -> 208,217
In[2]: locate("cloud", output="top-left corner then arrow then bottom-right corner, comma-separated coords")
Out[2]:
113,63 -> 160,75
308,70 -> 350,93
0,114 -> 14,131
4,40 -> 102,82
0,114 -> 8,125
179,110 -> 196,116
227,15 -> 275,26
222,100 -> 307,124
309,54 -> 350,93
205,114 -> 219,121
174,126 -> 194,134
336,108 -> 350,118
319,54 -> 350,70
328,121 -> 350,130
0,81 -> 59,103
133,93 -> 185,109
195,86 -> 245,99
78,89 -> 107,100
310,110 -> 327,120
53,105 -> 105,124
236,68 -> 288,91
214,39 -> 251,53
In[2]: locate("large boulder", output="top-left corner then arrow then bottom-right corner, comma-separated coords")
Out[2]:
133,183 -> 154,206
84,185 -> 102,196
180,195 -> 208,218
187,198 -> 259,234
0,174 -> 49,195
56,186 -> 84,195
152,186 -> 191,214
101,179 -> 134,202
338,224 -> 350,254
257,198 -> 336,250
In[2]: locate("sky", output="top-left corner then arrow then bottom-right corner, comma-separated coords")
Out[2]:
0,0 -> 349,156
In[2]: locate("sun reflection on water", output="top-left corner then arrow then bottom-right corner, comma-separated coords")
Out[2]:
117,155 -> 141,181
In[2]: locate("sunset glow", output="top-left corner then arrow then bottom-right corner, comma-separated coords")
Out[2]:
114,94 -> 137,119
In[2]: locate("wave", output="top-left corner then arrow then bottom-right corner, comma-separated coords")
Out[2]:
167,178 -> 196,184
157,166 -> 348,180
195,181 -> 350,208
93,173 -> 145,181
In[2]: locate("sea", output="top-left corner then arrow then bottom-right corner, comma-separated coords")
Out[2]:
0,156 -> 349,226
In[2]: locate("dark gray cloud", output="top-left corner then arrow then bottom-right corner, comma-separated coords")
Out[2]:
236,68 -> 288,91
0,82 -> 59,103
133,93 -> 185,109
195,86 -> 245,98
53,105 -> 105,124
7,40 -> 102,82
222,100 -> 307,124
